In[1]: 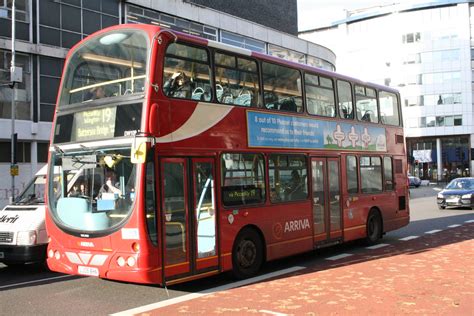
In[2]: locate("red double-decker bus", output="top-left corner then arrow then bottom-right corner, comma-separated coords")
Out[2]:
45,24 -> 409,285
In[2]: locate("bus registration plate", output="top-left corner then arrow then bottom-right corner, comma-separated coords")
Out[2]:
78,266 -> 99,277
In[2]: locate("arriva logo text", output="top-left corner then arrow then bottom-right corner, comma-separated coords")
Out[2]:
284,218 -> 310,233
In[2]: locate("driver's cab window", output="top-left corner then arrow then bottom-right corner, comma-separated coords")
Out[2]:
163,42 -> 212,101
355,85 -> 378,123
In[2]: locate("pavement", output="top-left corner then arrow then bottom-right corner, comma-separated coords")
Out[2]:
132,222 -> 474,315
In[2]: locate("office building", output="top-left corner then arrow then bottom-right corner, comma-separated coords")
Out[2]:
300,0 -> 474,181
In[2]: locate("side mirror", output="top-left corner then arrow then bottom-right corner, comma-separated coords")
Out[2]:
131,137 -> 147,164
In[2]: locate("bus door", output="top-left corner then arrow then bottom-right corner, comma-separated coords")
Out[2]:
311,157 -> 343,245
160,157 -> 218,281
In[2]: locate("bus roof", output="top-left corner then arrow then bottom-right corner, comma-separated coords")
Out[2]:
71,23 -> 399,95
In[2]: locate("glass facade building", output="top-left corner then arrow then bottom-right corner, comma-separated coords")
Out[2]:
300,0 -> 474,182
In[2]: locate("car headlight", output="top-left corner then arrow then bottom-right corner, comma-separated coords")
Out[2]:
462,193 -> 472,199
437,193 -> 444,199
17,231 -> 37,246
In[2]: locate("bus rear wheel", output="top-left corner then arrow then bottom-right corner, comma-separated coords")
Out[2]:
365,210 -> 382,245
232,228 -> 263,279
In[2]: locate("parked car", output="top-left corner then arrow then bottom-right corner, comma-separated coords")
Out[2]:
408,175 -> 421,188
437,177 -> 474,210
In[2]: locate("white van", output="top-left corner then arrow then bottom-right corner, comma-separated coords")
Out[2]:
0,165 -> 50,266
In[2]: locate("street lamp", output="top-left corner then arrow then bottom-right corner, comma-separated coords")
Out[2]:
10,0 -> 22,201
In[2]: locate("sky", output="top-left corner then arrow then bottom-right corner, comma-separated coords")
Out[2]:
297,0 -> 412,31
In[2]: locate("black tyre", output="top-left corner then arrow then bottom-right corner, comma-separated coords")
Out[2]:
365,210 -> 382,245
438,205 -> 446,210
232,228 -> 264,279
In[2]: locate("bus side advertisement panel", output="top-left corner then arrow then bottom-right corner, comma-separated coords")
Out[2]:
247,111 -> 387,152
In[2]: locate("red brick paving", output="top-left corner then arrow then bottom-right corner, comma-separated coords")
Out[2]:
141,223 -> 474,315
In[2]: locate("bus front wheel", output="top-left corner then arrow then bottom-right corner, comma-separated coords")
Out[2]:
365,210 -> 382,245
232,228 -> 263,279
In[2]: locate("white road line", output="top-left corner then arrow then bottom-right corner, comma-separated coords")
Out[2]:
0,275 -> 72,290
325,253 -> 353,261
447,224 -> 461,228
366,243 -> 389,250
399,236 -> 419,241
259,310 -> 289,316
465,219 -> 474,223
111,266 -> 305,316
425,229 -> 442,234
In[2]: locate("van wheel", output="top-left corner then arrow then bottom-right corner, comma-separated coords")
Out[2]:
365,210 -> 382,245
232,228 -> 263,279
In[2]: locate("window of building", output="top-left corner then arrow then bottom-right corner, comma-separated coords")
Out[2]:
221,31 -> 265,53
305,73 -> 335,117
39,0 -> 119,49
262,62 -> 303,112
337,80 -> 354,119
163,43 -> 212,101
37,142 -> 49,163
422,93 -> 462,106
268,154 -> 307,202
268,44 -> 305,64
383,157 -> 393,190
454,115 -> 462,126
402,32 -> 421,44
221,153 -> 265,206
379,91 -> 400,126
436,116 -> 445,127
426,116 -> 436,127
355,85 -> 378,123
346,155 -> 358,194
0,50 -> 31,120
0,141 -> 31,163
307,55 -> 335,72
126,4 -> 218,41
0,0 -> 29,40
214,52 -> 259,107
360,156 -> 382,193
39,56 -> 63,122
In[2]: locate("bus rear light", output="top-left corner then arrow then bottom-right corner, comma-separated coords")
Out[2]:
127,256 -> 136,267
48,249 -> 54,258
131,242 -> 140,253
117,256 -> 126,267
54,251 -> 61,260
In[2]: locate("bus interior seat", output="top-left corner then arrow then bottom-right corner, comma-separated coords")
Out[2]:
279,99 -> 297,112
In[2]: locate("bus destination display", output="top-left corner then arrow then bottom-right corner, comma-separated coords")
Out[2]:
72,107 -> 117,142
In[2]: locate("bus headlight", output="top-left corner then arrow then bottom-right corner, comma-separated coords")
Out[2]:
127,256 -> 136,267
17,231 -> 37,246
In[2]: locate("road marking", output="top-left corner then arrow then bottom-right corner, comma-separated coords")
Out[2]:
325,253 -> 353,261
425,229 -> 442,234
111,266 -> 305,315
0,275 -> 72,290
259,310 -> 289,316
399,236 -> 419,241
366,243 -> 389,250
465,219 -> 474,223
447,224 -> 461,228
